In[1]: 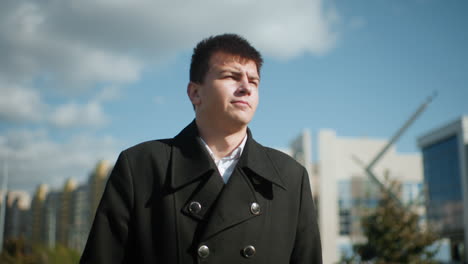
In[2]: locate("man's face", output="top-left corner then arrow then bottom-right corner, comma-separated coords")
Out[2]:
189,52 -> 260,130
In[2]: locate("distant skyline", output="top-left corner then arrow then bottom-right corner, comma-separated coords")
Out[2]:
1,0 -> 467,194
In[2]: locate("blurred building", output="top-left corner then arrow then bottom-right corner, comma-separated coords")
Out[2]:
44,190 -> 60,248
288,129 -> 320,199
418,116 -> 468,263
285,129 -> 423,264
69,184 -> 90,252
57,178 -> 77,247
31,184 -> 49,244
3,191 -> 31,241
88,160 -> 110,224
0,160 -> 113,254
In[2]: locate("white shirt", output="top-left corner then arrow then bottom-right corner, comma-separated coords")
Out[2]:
200,135 -> 247,183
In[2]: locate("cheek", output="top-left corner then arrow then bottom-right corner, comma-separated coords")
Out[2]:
252,92 -> 259,108
253,101 -> 259,111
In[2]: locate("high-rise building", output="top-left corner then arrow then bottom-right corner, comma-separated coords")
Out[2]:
3,191 -> 30,241
0,160 -> 112,251
418,116 -> 468,262
31,184 -> 48,244
44,191 -> 60,248
88,160 -> 110,223
69,184 -> 90,253
57,178 -> 77,247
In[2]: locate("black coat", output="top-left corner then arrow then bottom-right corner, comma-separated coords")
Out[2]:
80,121 -> 322,263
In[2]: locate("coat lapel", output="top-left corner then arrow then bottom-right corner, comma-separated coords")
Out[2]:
180,169 -> 224,221
169,120 -> 225,222
201,167 -> 259,240
201,129 -> 287,240
170,120 -> 215,190
237,130 -> 287,191
169,121 -> 288,240
169,121 -> 286,190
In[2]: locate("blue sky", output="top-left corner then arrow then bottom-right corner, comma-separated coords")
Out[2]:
1,0 -> 467,194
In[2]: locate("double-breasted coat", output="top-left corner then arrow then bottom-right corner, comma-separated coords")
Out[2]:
80,121 -> 322,263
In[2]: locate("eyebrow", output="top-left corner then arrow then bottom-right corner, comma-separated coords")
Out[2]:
219,68 -> 259,80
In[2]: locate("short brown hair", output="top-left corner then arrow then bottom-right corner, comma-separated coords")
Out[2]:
190,34 -> 263,84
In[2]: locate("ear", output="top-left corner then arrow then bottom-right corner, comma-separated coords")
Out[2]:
187,82 -> 201,107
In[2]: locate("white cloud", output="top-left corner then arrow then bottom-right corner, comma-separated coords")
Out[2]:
68,49 -> 142,85
0,0 -> 339,88
246,0 -> 339,58
94,86 -> 122,102
0,1 -> 142,89
0,0 -> 340,122
0,129 -> 120,194
0,83 -> 46,123
0,81 -> 109,128
50,101 -> 109,128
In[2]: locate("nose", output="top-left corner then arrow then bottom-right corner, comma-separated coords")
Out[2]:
237,74 -> 251,96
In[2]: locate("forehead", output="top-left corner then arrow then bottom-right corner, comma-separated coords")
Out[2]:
208,52 -> 258,74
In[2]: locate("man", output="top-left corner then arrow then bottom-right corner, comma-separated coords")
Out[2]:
80,34 -> 322,263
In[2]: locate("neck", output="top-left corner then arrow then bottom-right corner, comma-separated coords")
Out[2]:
195,118 -> 247,160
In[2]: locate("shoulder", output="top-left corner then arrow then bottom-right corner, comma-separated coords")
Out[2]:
256,143 -> 307,178
121,138 -> 174,163
263,146 -> 304,168
112,139 -> 174,189
250,142 -> 309,196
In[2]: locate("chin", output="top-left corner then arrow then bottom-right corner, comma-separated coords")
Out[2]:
219,112 -> 255,129
230,116 -> 253,127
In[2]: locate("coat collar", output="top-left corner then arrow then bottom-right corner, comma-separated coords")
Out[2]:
170,120 -> 286,190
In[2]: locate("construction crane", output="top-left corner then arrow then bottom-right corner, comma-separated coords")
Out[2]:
352,92 -> 437,207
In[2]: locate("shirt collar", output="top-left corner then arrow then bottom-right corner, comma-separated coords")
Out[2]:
200,134 -> 248,162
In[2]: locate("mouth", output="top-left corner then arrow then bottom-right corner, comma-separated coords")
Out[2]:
231,100 -> 250,107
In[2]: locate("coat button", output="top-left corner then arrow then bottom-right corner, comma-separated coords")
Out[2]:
242,245 -> 256,258
198,245 -> 210,258
189,201 -> 202,214
250,202 -> 261,215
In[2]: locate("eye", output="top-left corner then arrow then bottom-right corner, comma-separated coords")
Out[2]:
222,74 -> 234,79
249,80 -> 259,87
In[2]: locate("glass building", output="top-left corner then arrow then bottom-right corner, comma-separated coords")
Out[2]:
338,177 -> 380,237
418,116 -> 468,263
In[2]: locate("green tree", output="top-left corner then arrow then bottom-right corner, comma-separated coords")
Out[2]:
33,244 -> 80,264
0,237 -> 39,264
354,176 -> 439,264
1,238 -> 80,264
